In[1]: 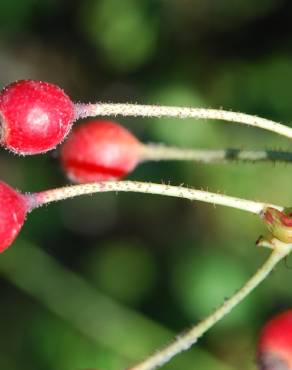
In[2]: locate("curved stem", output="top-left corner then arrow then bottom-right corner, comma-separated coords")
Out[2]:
74,103 -> 292,140
32,180 -> 281,215
142,144 -> 292,164
127,240 -> 292,370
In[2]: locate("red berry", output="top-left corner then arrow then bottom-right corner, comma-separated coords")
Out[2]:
60,120 -> 143,182
0,181 -> 31,253
0,80 -> 75,155
257,310 -> 292,370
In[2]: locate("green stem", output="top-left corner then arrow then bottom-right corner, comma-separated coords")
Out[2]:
33,180 -> 281,215
127,239 -> 292,370
75,103 -> 292,140
142,145 -> 292,164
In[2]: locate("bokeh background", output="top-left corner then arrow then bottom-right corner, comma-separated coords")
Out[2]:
0,1 -> 292,369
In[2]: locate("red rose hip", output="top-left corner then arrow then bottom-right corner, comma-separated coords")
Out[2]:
0,80 -> 75,154
0,181 -> 31,252
60,120 -> 143,182
257,310 -> 292,370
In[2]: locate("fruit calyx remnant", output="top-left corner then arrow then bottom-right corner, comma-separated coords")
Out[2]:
261,207 -> 292,244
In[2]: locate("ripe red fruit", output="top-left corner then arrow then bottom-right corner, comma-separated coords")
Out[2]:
0,80 -> 75,154
60,120 -> 143,182
0,181 -> 31,253
257,310 -> 292,370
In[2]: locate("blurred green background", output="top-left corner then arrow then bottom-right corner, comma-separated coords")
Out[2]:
0,1 -> 292,369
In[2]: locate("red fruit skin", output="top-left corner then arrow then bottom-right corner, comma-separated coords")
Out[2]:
257,310 -> 292,370
0,80 -> 74,155
60,120 -> 143,182
0,181 -> 30,253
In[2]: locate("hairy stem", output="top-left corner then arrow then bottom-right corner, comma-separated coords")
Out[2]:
127,239 -> 292,370
142,144 -> 292,164
32,180 -> 281,215
74,103 -> 292,140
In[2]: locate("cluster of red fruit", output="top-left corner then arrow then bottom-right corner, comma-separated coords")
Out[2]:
0,79 -> 145,253
1,80 -> 292,369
